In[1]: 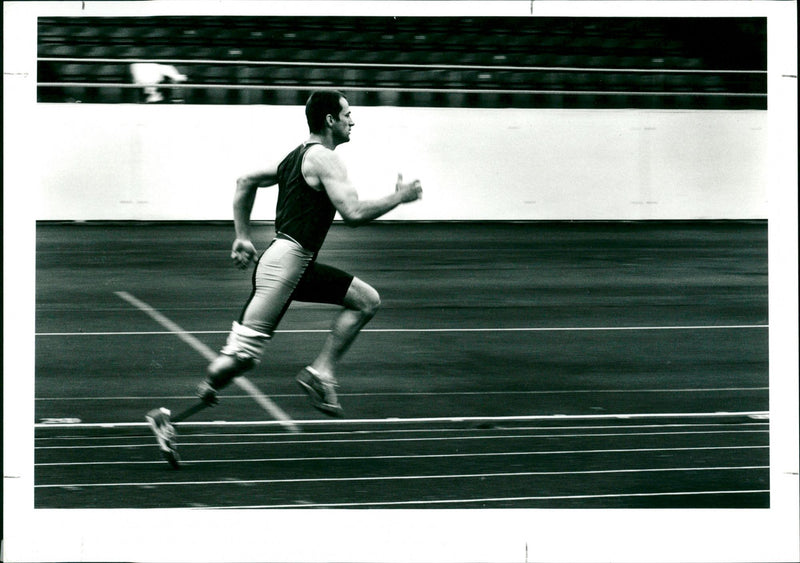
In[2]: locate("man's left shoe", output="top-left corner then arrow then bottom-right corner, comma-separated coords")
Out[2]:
296,367 -> 344,418
145,407 -> 181,469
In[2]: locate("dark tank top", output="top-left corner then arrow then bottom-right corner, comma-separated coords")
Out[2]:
275,142 -> 337,253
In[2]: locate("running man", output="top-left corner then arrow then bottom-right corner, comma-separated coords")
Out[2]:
147,90 -> 422,465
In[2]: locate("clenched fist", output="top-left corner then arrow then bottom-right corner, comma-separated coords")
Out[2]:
231,238 -> 257,269
396,173 -> 423,203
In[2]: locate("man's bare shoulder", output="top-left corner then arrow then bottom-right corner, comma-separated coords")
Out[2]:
304,143 -> 338,167
302,144 -> 346,183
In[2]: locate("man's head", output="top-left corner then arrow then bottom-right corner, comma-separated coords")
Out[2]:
305,90 -> 353,144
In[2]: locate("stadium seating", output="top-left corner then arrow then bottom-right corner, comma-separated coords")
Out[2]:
36,16 -> 766,109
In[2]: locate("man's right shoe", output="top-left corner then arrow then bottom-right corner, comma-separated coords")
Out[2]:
145,407 -> 181,469
296,367 -> 344,418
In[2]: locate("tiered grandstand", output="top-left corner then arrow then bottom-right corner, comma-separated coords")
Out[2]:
37,16 -> 766,109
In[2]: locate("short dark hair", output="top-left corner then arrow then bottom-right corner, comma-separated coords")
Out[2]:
305,90 -> 347,134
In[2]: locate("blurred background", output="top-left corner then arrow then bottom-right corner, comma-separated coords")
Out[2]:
37,16 -> 766,109
31,16 -> 769,223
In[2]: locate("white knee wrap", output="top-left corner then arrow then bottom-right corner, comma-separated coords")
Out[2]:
220,321 -> 270,363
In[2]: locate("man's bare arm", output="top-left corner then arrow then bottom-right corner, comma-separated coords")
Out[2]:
231,165 -> 279,268
305,149 -> 422,226
233,166 -> 279,240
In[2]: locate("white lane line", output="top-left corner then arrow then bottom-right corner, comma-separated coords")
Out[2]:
34,386 -> 770,401
113,291 -> 219,363
35,324 -> 769,336
34,465 -> 768,489
33,421 -> 769,442
113,291 -> 299,434
34,429 -> 769,450
35,445 -> 769,467
33,410 -> 770,429
206,489 -> 771,509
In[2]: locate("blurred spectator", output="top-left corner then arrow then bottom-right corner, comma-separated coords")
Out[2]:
130,63 -> 187,103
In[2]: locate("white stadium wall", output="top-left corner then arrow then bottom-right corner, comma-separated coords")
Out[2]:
34,103 -> 767,221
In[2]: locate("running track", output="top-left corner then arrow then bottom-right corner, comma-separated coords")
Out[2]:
34,221 -> 769,509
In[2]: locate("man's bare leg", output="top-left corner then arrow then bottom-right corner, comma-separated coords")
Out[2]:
296,277 -> 380,416
308,277 -> 381,379
196,322 -> 267,405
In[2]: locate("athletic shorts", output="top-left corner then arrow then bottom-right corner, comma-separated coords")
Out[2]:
238,235 -> 354,336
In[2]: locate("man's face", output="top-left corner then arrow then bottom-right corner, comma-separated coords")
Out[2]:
330,97 -> 354,145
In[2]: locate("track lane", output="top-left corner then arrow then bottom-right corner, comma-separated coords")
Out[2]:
35,415 -> 769,508
34,222 -> 770,508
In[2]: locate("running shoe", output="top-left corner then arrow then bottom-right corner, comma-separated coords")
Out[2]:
145,407 -> 181,469
296,367 -> 344,417
196,381 -> 220,406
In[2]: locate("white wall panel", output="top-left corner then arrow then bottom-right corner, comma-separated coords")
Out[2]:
34,103 -> 767,221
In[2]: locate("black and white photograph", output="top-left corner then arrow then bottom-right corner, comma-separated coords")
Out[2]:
3,1 -> 797,562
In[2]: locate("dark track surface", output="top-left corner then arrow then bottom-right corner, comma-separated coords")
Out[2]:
35,221 -> 769,508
